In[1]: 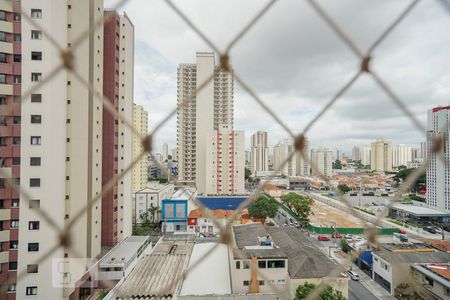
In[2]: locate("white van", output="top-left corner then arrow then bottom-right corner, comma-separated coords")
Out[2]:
347,270 -> 360,281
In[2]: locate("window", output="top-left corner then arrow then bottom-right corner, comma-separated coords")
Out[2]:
0,96 -> 6,105
13,116 -> 20,124
0,179 -> 4,188
267,260 -> 285,268
27,264 -> 38,273
8,284 -> 16,292
0,11 -> 5,21
235,261 -> 240,269
13,13 -> 20,21
258,260 -> 266,269
31,73 -> 42,82
26,286 -> 37,296
10,220 -> 18,228
0,53 -> 6,63
31,30 -> 41,40
30,115 -> 41,124
0,74 -> 6,84
12,137 -> 20,145
13,75 -> 20,84
30,157 -> 41,166
9,262 -> 17,271
13,54 -> 21,63
28,243 -> 39,252
28,221 -> 39,230
10,241 -> 18,250
29,200 -> 40,209
31,136 -> 41,145
243,281 -> 250,286
0,116 -> 5,125
0,32 -> 6,42
13,34 -> 20,42
31,51 -> 42,61
11,199 -> 19,207
31,94 -> 42,103
30,178 -> 40,187
31,9 -> 42,19
258,280 -> 265,286
243,260 -> 250,269
277,279 -> 286,285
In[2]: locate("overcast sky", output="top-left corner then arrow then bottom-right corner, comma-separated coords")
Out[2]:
106,0 -> 450,154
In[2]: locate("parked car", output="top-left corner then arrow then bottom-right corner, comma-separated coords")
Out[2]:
424,227 -> 437,234
346,270 -> 360,281
399,229 -> 406,234
318,236 -> 330,241
288,223 -> 296,228
344,234 -> 353,240
332,232 -> 342,238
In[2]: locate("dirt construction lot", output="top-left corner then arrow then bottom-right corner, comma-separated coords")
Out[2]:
309,200 -> 365,228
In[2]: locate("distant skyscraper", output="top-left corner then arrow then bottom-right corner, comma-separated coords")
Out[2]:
420,142 -> 427,160
352,147 -> 361,161
335,148 -> 343,161
392,144 -> 412,168
250,131 -> 269,175
371,140 -> 392,172
132,104 -> 149,192
162,143 -> 169,162
311,148 -> 333,176
177,52 -> 233,187
360,146 -> 371,166
426,106 -> 450,212
171,147 -> 178,162
273,139 -> 296,176
205,125 -> 245,195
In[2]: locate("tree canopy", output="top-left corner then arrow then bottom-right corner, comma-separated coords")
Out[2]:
394,168 -> 426,191
295,282 -> 346,300
248,195 -> 278,219
245,167 -> 252,180
337,184 -> 351,194
280,193 -> 314,227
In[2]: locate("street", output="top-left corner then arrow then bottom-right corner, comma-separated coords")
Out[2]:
349,280 -> 378,300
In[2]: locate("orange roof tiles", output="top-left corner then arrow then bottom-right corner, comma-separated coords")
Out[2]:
425,264 -> 450,281
422,239 -> 450,252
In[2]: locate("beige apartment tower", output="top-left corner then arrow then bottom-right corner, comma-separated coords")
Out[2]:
132,104 -> 148,193
250,131 -> 269,175
177,53 -> 240,194
371,140 -> 393,172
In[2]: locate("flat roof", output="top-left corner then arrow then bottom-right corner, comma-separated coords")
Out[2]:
197,196 -> 248,210
172,188 -> 195,200
412,264 -> 450,288
99,236 -> 149,267
179,243 -> 231,296
374,249 -> 450,264
136,183 -> 173,194
391,203 -> 450,217
107,241 -> 193,299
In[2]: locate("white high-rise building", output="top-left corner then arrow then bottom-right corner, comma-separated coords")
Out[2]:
177,52 -> 233,187
392,144 -> 413,168
162,142 -> 168,162
205,125 -> 245,195
250,131 -> 269,175
426,106 -> 450,212
17,1 -> 105,298
171,147 -> 178,162
360,146 -> 371,166
132,104 -> 149,192
371,140 -> 393,172
273,139 -> 296,176
335,148 -> 343,161
295,148 -> 311,176
311,149 -> 333,177
352,146 -> 361,161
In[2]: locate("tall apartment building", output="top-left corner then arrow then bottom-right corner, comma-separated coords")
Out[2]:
352,146 -> 361,161
419,141 -> 426,160
426,106 -> 450,212
311,148 -> 333,177
102,10 -> 134,247
132,104 -> 148,193
250,131 -> 268,175
171,146 -> 178,162
370,140 -> 392,172
0,1 -> 21,298
392,144 -> 412,168
273,139 -> 296,177
360,146 -> 371,166
205,125 -> 245,195
15,1 -> 105,299
177,52 -> 240,195
162,142 -> 168,162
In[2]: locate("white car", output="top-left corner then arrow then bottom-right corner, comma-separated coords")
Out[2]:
347,270 -> 360,281
344,234 -> 353,240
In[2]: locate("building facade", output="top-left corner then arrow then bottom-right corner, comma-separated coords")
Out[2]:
360,146 -> 371,166
426,106 -> 450,212
273,139 -> 296,177
352,146 -> 361,161
371,140 -> 392,172
250,131 -> 269,175
102,10 -> 134,247
132,104 -> 148,193
310,148 -> 333,177
134,182 -> 174,224
392,144 -> 412,168
176,52 -> 233,187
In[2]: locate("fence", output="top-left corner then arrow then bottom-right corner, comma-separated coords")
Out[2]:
1,0 -> 449,299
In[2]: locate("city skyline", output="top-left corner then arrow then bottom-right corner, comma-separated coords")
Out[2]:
106,0 -> 450,152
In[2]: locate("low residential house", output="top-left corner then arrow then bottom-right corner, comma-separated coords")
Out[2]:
162,199 -> 188,233
134,182 -> 174,223
411,263 -> 450,300
187,208 -> 232,236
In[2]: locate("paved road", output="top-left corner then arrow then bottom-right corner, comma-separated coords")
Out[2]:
349,280 -> 378,300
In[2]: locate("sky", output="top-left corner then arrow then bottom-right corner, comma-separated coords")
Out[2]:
106,0 -> 450,154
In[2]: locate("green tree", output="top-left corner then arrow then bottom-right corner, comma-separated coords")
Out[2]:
148,206 -> 159,223
340,239 -> 350,253
291,196 -> 313,228
332,160 -> 342,169
245,167 -> 252,181
295,282 -> 346,300
394,283 -> 412,300
337,184 -> 351,194
394,168 -> 426,191
249,195 -> 278,219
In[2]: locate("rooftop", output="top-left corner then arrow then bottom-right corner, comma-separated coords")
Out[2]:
136,182 -> 174,193
374,249 -> 450,264
179,243 -> 231,296
267,227 -> 343,279
422,239 -> 450,252
99,236 -> 149,267
197,196 -> 248,210
412,263 -> 450,289
107,240 -> 193,299
391,203 -> 450,217
188,208 -> 235,219
172,187 -> 195,200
